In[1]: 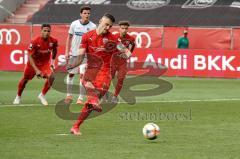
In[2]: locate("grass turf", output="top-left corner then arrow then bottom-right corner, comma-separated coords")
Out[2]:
0,71 -> 240,159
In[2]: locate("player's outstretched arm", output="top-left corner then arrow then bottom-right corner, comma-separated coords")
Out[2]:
67,48 -> 86,70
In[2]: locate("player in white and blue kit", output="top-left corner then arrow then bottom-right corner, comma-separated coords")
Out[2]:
65,6 -> 96,104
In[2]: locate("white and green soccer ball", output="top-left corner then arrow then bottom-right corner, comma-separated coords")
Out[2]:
142,123 -> 160,140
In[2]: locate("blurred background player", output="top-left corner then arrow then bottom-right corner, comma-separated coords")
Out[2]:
177,29 -> 189,49
111,21 -> 135,103
68,13 -> 132,135
65,6 -> 96,104
13,24 -> 58,106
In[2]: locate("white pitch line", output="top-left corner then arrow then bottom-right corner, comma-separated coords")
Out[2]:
0,104 -> 55,107
123,98 -> 240,103
1,98 -> 240,108
55,133 -> 71,136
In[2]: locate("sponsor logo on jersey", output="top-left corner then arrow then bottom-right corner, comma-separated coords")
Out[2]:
103,37 -> 109,44
49,42 -> 54,47
75,32 -> 84,36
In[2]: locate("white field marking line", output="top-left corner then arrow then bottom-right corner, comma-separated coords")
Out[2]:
0,104 -> 56,107
1,98 -> 240,108
119,98 -> 240,103
55,133 -> 71,136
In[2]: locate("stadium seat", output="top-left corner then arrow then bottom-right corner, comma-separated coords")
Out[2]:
28,0 -> 240,26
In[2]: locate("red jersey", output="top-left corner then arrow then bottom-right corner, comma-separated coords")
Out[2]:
115,33 -> 135,52
113,33 -> 135,65
80,30 -> 118,69
28,36 -> 58,66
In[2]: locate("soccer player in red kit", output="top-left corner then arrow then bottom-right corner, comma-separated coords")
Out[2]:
111,21 -> 135,103
68,13 -> 132,135
13,24 -> 58,106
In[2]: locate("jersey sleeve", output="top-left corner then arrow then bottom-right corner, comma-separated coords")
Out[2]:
28,39 -> 37,55
68,22 -> 75,35
91,23 -> 97,30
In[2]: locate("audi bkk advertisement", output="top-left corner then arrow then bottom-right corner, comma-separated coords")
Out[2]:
1,24 -> 240,78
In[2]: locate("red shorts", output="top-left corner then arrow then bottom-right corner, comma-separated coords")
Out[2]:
83,67 -> 100,82
93,69 -> 111,92
23,63 -> 52,80
83,67 -> 112,96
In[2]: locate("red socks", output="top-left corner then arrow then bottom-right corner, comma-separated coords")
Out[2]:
42,79 -> 51,95
73,104 -> 93,128
114,78 -> 124,97
17,78 -> 28,96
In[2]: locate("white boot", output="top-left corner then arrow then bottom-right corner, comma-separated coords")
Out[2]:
38,93 -> 48,106
13,95 -> 21,105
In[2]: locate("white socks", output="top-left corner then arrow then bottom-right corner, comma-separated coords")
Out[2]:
66,75 -> 74,97
67,75 -> 85,100
78,80 -> 85,100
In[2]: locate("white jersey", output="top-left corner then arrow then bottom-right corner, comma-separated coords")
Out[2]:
69,20 -> 96,56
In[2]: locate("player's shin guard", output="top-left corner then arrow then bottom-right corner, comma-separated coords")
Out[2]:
114,78 -> 124,97
73,104 -> 93,128
66,75 -> 74,96
17,78 -> 28,96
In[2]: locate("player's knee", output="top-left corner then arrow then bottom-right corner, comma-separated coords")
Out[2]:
22,77 -> 29,83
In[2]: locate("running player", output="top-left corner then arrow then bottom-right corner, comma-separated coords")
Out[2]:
111,21 -> 135,103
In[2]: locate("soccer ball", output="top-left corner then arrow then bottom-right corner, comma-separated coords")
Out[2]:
142,123 -> 160,140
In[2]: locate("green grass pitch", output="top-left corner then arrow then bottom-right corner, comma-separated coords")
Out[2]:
0,71 -> 240,159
